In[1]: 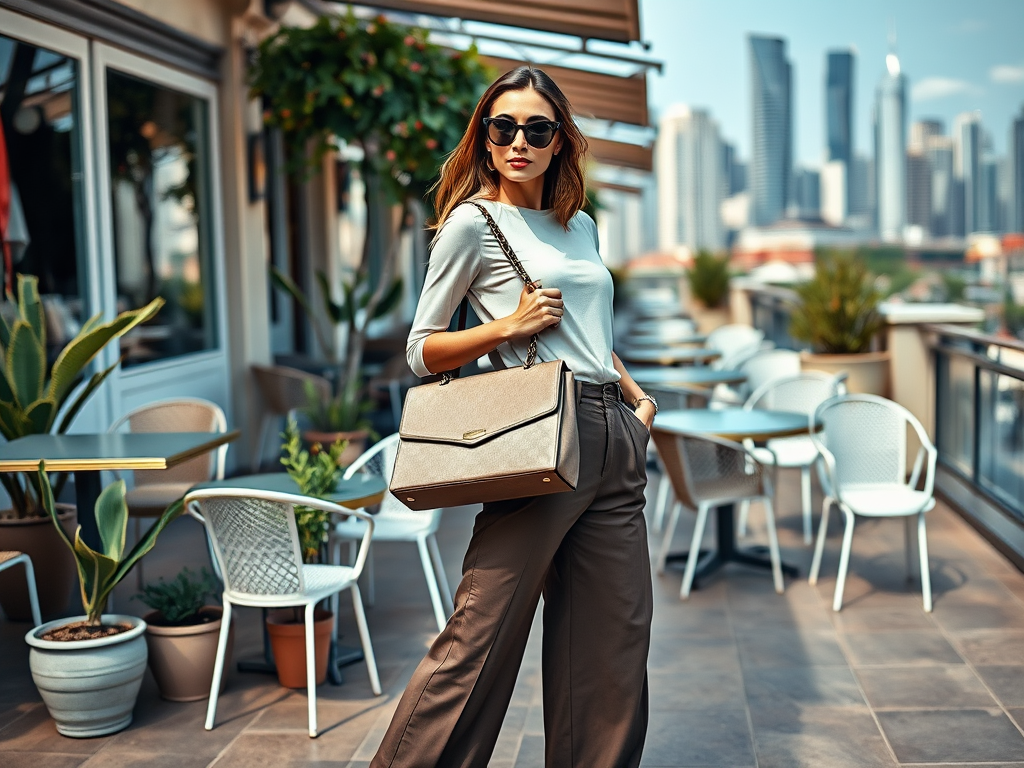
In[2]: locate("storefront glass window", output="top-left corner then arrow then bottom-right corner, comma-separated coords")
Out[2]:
0,34 -> 87,363
106,69 -> 216,366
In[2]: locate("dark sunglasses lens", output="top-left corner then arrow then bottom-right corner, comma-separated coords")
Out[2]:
487,119 -> 516,145
524,124 -> 555,147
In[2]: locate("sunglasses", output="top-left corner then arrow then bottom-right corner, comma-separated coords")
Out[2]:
483,117 -> 562,149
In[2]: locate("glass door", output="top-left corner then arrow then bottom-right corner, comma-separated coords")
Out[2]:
92,43 -> 229,418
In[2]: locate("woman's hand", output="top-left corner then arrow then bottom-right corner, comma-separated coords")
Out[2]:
504,281 -> 563,340
634,400 -> 656,431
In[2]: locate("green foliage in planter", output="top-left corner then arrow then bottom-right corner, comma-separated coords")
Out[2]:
270,266 -> 402,365
790,250 -> 883,354
687,251 -> 731,308
39,463 -> 184,626
280,419 -> 346,563
249,10 -> 494,197
301,378 -> 375,436
135,567 -> 218,625
0,275 -> 164,518
1004,294 -> 1024,338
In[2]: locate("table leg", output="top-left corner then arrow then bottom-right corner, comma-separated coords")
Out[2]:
73,470 -> 103,551
663,502 -> 799,586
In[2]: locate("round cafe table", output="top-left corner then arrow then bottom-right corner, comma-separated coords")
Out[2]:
627,366 -> 746,388
623,333 -> 708,349
651,409 -> 816,587
619,347 -> 721,366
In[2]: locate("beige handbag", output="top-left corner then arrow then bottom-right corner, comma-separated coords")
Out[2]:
390,203 -> 580,511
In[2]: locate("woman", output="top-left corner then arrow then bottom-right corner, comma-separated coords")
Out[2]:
372,66 -> 657,768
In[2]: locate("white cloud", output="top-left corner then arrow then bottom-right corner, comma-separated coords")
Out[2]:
911,77 -> 976,102
990,64 -> 1024,83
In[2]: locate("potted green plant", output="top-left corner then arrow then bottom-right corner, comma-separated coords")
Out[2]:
687,251 -> 732,332
264,419 -> 347,689
300,378 -> 376,467
0,274 -> 163,620
250,11 -> 492,400
789,250 -> 890,395
135,567 -> 233,702
24,464 -> 184,737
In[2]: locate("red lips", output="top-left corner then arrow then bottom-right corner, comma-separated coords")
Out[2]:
508,158 -> 531,169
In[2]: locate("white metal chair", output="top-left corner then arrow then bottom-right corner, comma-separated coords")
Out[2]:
705,324 -> 765,359
329,434 -> 454,633
808,395 -> 937,612
108,397 -> 228,588
186,488 -> 382,738
250,365 -> 331,472
737,372 -> 847,543
654,430 -> 784,598
0,551 -> 41,626
710,347 -> 801,407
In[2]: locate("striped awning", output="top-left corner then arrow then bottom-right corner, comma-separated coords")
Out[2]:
362,0 -> 641,43
482,56 -> 648,127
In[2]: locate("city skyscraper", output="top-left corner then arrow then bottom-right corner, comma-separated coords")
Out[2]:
826,49 -> 854,208
1010,106 -> 1024,233
926,135 -> 956,237
874,52 -> 907,242
906,120 -> 943,237
749,35 -> 792,226
656,104 -> 725,253
955,111 -> 982,234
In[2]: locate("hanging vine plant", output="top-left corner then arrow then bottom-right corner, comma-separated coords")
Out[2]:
249,10 -> 494,393
250,10 -> 493,200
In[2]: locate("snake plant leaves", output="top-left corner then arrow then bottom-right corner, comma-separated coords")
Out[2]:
55,359 -> 120,436
7,321 -> 45,409
95,479 -> 129,561
47,296 -> 164,408
24,399 -> 55,437
38,462 -> 185,624
17,274 -> 45,345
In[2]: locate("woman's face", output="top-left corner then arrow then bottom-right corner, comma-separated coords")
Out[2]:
484,87 -> 564,187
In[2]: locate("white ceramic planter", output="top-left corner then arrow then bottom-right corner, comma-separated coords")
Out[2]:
25,614 -> 148,738
800,351 -> 892,397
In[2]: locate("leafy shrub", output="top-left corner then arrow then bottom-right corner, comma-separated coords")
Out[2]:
790,251 -> 883,354
687,251 -> 730,308
280,419 -> 346,563
136,567 -> 218,625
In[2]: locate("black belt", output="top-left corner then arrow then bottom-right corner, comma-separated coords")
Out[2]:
576,381 -> 624,475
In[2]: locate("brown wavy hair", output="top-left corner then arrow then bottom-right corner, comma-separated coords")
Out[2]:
430,66 -> 589,231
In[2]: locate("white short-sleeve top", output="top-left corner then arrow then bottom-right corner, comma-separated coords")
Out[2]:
406,199 -> 619,384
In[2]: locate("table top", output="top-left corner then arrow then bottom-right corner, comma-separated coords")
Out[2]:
627,367 -> 746,387
622,333 -> 708,348
618,347 -> 721,366
0,431 -> 240,473
191,472 -> 387,510
653,409 -> 814,441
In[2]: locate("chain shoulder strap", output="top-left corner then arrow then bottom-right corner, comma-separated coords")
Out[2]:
439,202 -> 540,385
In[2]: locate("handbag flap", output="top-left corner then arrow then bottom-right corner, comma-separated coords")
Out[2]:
400,360 -> 568,446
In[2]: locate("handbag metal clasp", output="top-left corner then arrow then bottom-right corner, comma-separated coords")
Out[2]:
463,428 -> 486,440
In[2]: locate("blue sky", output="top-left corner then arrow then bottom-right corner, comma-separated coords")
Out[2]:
640,0 -> 1024,166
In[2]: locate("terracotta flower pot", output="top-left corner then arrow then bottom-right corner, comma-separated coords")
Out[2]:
690,303 -> 731,334
265,608 -> 333,689
302,429 -> 369,467
144,606 -> 234,702
800,350 -> 892,397
0,504 -> 77,621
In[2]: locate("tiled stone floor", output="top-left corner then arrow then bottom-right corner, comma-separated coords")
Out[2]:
2,469 -> 1024,767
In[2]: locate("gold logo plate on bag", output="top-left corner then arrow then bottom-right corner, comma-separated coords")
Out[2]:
463,429 -> 486,440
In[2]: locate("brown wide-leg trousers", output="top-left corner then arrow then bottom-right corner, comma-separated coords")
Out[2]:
371,381 -> 654,768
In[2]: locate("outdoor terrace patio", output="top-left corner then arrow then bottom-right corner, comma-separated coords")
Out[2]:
2,470 -> 1024,768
